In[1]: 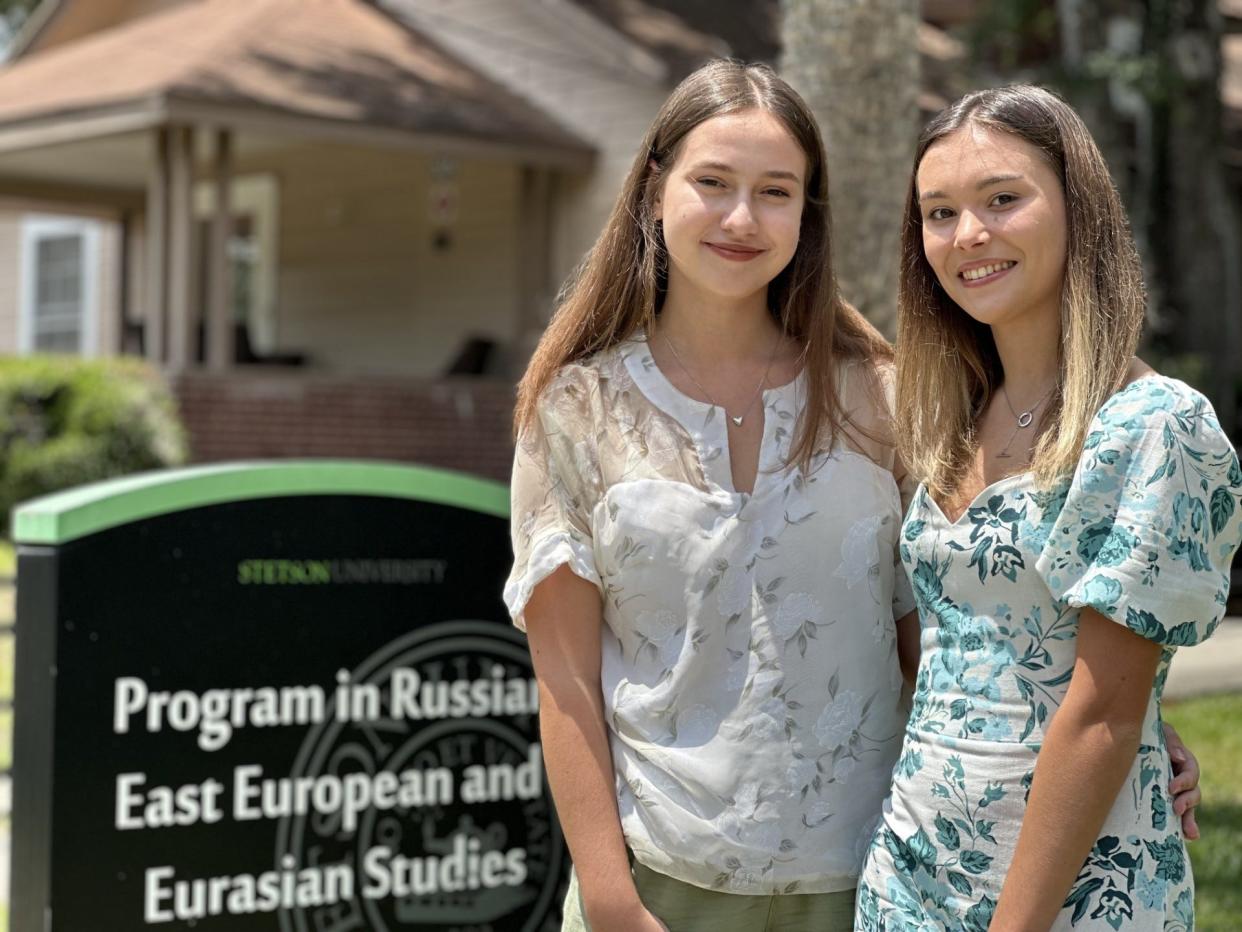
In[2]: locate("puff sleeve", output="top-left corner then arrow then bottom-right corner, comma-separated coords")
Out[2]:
1035,379 -> 1242,647
503,366 -> 604,629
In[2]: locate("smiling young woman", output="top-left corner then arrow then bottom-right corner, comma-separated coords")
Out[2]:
508,61 -> 903,932
856,84 -> 1242,932
654,108 -> 806,310
917,124 -> 1067,342
895,87 -> 1148,505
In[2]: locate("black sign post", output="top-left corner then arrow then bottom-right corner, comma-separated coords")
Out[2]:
11,461 -> 565,931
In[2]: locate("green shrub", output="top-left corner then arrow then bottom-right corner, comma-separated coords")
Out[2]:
0,356 -> 187,532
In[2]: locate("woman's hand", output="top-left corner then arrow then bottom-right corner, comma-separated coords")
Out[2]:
585,899 -> 670,932
1164,721 -> 1202,840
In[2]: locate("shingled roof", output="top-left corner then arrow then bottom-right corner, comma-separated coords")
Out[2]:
0,0 -> 591,161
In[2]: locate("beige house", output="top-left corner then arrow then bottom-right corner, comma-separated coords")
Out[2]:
0,0 -> 614,476
0,0 -> 598,372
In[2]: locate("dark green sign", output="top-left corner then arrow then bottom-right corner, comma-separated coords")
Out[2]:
11,462 -> 565,930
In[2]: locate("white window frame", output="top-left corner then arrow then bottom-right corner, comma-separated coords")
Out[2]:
19,214 -> 102,356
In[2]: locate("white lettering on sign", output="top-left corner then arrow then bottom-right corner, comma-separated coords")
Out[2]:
361,837 -> 528,897
115,773 -> 225,830
389,665 -> 539,720
112,667 -> 538,751
114,677 -> 325,751
143,856 -> 353,923
233,763 -> 456,834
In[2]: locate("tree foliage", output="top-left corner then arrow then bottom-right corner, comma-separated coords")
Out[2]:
0,357 -> 188,533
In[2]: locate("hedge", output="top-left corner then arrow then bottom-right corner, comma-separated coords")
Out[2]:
0,356 -> 187,533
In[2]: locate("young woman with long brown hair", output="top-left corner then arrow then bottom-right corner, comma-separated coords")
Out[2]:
856,84 -> 1241,931
506,60 -> 910,931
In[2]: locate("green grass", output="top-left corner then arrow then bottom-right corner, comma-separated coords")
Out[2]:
1164,693 -> 1242,931
0,540 -> 12,577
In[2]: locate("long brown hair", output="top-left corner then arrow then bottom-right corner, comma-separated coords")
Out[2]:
514,59 -> 891,470
896,84 -> 1146,498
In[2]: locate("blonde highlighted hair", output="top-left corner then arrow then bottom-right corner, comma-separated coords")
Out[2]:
514,60 -> 891,471
896,84 -> 1146,498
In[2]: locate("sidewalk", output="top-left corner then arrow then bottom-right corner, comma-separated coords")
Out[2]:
1164,616 -> 1242,701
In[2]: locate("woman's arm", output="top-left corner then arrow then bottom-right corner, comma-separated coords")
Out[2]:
525,565 -> 668,932
991,607 -> 1163,931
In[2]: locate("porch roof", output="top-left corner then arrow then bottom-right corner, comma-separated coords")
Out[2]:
0,0 -> 594,166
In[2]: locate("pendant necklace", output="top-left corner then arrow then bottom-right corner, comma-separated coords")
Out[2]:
996,382 -> 1056,460
663,331 -> 780,427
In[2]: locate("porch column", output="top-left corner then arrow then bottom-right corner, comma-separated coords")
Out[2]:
115,210 -> 130,354
517,165 -> 553,334
122,211 -> 145,355
144,128 -> 169,363
166,125 -> 196,369
206,129 -> 235,370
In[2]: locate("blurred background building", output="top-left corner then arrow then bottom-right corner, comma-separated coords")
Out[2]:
0,0 -> 1237,481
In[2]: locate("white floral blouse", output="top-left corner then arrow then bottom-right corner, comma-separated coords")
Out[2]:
505,336 -> 915,895
856,376 -> 1242,930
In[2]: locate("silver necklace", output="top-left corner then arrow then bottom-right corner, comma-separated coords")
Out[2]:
996,382 -> 1056,460
662,332 -> 780,427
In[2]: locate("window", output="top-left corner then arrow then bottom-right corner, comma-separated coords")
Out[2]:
20,216 -> 101,355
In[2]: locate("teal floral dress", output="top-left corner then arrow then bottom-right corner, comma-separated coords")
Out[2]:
856,377 -> 1242,931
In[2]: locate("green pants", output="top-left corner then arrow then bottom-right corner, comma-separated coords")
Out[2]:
561,862 -> 856,932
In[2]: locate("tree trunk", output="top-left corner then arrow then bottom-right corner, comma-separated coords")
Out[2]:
779,0 -> 921,337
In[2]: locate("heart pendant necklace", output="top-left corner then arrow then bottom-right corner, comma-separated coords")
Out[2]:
663,331 -> 780,427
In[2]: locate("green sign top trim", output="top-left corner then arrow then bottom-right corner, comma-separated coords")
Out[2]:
12,461 -> 510,545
